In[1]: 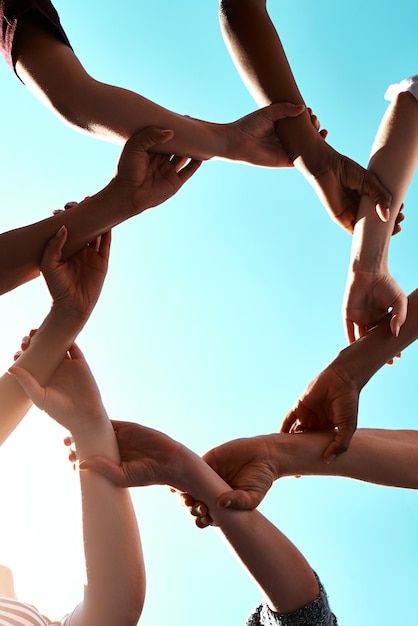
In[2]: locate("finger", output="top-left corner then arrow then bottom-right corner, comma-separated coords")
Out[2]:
344,318 -> 356,344
68,343 -> 85,361
263,102 -> 305,121
170,155 -> 189,173
98,230 -> 112,260
177,159 -> 202,184
390,295 -> 407,338
88,235 -> 101,252
322,425 -> 356,463
319,129 -> 328,139
361,171 -> 392,220
13,351 -> 22,361
8,366 -> 46,408
280,410 -> 297,433
195,515 -> 212,529
64,201 -> 79,210
357,324 -> 369,340
52,209 -> 64,216
122,127 -> 174,156
79,456 -> 129,487
191,502 -> 209,517
64,436 -> 73,447
217,489 -> 263,510
68,450 -> 77,463
21,335 -> 30,350
41,225 -> 68,272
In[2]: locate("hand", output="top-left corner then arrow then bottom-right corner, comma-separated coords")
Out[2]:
281,364 -> 360,462
343,270 -> 407,347
113,127 -> 202,213
79,421 -> 188,489
229,102 -> 305,167
41,225 -> 111,320
294,135 -> 392,233
229,103 -> 328,167
203,435 -> 279,510
9,344 -> 106,432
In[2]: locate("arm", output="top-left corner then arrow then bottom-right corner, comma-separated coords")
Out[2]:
0,225 -> 111,444
344,89 -> 418,341
11,349 -> 144,626
14,20 -> 306,167
0,128 -> 200,295
282,286 -> 418,460
200,428 -> 418,511
219,0 -> 391,231
80,422 -> 321,615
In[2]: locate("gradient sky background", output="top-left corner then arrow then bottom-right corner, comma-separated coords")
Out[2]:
0,1 -> 417,624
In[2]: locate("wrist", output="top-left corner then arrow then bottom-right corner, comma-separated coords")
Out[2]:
104,178 -> 145,220
330,349 -> 367,392
277,110 -> 322,165
49,303 -> 88,329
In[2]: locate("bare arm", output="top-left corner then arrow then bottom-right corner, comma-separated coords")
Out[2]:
282,285 -> 418,460
201,427 -> 418,512
0,128 -> 200,295
344,89 -> 418,341
70,414 -> 144,626
0,308 -> 83,444
14,21 -> 305,167
80,423 -> 321,615
219,0 -> 391,231
12,350 -> 144,626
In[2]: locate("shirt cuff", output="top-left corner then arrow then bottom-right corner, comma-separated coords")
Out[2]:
385,75 -> 418,102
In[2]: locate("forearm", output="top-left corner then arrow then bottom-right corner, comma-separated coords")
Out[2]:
334,287 -> 418,387
182,450 -> 318,613
71,417 -> 144,626
219,0 -> 319,161
0,182 -> 128,295
0,308 -> 83,444
276,429 -> 418,488
351,92 -> 418,272
16,30 -> 229,161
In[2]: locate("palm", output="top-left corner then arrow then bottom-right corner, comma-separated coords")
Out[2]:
343,271 -> 406,342
41,357 -> 104,431
282,366 -> 359,459
109,422 -> 186,488
43,244 -> 109,316
203,436 -> 278,509
115,128 -> 201,212
235,110 -> 291,167
301,140 -> 391,233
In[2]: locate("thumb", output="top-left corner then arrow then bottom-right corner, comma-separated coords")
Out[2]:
217,488 -> 263,511
79,456 -> 129,487
41,225 -> 68,273
264,102 -> 305,121
322,423 -> 356,464
123,127 -> 174,154
9,366 -> 46,409
390,294 -> 408,338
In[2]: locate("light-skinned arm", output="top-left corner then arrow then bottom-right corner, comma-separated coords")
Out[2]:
80,422 -> 323,615
0,127 -> 200,295
0,225 -> 110,444
344,90 -> 418,341
218,0 -> 391,231
11,350 -> 144,626
15,19 -> 308,167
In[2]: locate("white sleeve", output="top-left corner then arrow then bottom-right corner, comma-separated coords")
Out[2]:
385,75 -> 418,102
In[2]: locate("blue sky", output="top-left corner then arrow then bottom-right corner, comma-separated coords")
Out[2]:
0,1 -> 417,624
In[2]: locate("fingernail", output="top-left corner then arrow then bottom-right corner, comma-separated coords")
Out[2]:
325,455 -> 336,465
56,225 -> 66,237
395,325 -> 400,338
222,500 -> 232,509
195,504 -> 204,516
